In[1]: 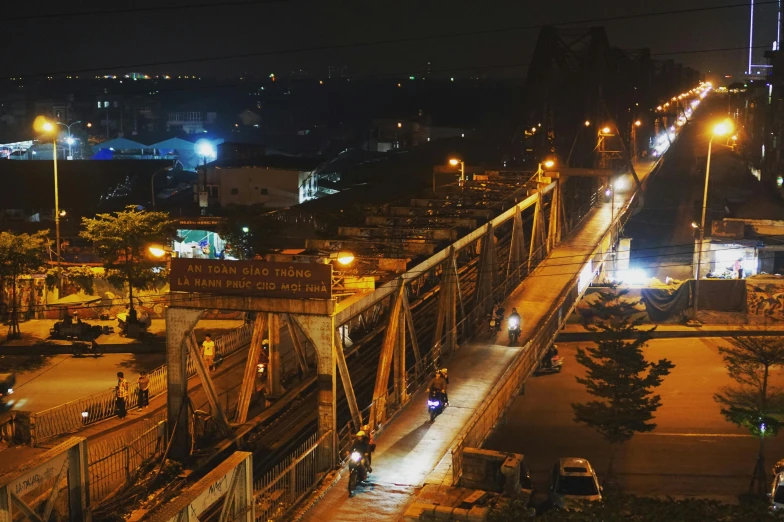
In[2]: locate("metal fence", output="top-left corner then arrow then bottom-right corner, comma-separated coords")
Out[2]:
31,323 -> 253,445
88,414 -> 167,502
253,430 -> 332,522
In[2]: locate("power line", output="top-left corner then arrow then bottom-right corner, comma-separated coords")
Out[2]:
2,2 -> 773,82
3,0 -> 289,22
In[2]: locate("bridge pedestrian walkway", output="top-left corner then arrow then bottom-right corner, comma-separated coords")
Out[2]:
299,161 -> 660,521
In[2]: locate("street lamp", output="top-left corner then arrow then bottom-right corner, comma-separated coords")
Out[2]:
39,119 -> 62,275
692,119 -> 734,324
336,251 -> 355,265
56,121 -> 82,159
584,120 -> 591,127
449,158 -> 465,187
536,159 -> 556,181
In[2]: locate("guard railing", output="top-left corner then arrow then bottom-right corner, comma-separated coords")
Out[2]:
30,323 -> 253,445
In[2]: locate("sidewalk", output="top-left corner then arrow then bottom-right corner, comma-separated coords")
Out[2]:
0,342 -> 251,475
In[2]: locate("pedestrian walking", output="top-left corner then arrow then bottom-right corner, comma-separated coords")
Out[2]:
202,334 -> 215,372
137,371 -> 150,409
116,372 -> 129,419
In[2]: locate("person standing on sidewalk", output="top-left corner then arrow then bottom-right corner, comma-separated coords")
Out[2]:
137,371 -> 150,410
202,334 -> 215,372
116,372 -> 129,419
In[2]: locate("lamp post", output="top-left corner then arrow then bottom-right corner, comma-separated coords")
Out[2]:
42,121 -> 62,273
56,121 -> 82,159
632,120 -> 642,164
692,119 -> 734,323
449,158 -> 465,187
536,159 -> 555,182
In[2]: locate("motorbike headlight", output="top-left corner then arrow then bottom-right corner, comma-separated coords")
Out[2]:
428,400 -> 440,407
350,451 -> 362,463
509,320 -> 518,328
7,388 -> 12,394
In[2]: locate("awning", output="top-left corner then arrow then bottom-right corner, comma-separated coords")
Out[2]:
49,294 -> 102,307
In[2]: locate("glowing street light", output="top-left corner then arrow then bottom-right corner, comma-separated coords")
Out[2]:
36,117 -> 62,275
601,126 -> 611,134
634,120 -> 642,127
148,246 -> 166,258
543,159 -> 555,168
693,118 -> 735,323
584,120 -> 591,127
449,158 -> 466,186
336,252 -> 355,265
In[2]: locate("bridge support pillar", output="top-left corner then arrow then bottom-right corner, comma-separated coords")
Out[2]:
474,223 -> 498,320
370,280 -> 405,429
433,247 -> 461,362
166,308 -> 203,462
507,205 -> 526,290
236,314 -> 269,424
291,314 -> 336,470
267,313 -> 285,398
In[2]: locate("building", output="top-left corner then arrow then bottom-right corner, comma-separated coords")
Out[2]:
200,156 -> 323,209
166,109 -> 217,134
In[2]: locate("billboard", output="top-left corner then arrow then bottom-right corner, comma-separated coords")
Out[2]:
170,259 -> 332,299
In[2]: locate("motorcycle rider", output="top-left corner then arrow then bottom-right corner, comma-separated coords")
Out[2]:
430,369 -> 449,405
352,430 -> 372,473
361,424 -> 375,471
509,308 -> 522,329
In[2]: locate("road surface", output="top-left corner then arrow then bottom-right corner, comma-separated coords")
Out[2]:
0,319 -> 244,413
484,338 -> 784,503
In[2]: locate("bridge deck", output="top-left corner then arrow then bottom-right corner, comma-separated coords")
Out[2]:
300,160 -> 658,521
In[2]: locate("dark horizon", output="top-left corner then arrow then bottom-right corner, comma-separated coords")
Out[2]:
5,1 -> 775,84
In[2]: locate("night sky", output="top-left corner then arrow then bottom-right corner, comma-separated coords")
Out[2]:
4,0 -> 776,82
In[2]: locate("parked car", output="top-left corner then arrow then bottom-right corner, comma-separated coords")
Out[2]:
549,458 -> 602,510
770,472 -> 784,511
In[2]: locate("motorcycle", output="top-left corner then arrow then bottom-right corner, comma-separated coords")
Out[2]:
535,355 -> 564,375
348,450 -> 369,495
257,362 -> 267,381
488,309 -> 504,339
72,340 -> 102,358
508,316 -> 521,344
0,373 -> 15,404
604,186 -> 613,203
428,388 -> 446,422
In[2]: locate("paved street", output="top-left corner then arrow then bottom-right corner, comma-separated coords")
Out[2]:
484,338 -> 784,503
0,319 -> 243,413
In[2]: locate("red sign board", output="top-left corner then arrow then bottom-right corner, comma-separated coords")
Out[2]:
170,259 -> 332,299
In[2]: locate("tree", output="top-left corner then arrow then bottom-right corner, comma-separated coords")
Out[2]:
714,333 -> 784,496
572,288 -> 674,481
80,206 -> 173,318
0,231 -> 49,339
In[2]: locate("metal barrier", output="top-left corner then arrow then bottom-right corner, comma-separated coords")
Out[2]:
88,414 -> 167,502
31,323 -> 253,445
253,430 -> 332,521
448,159 -> 656,484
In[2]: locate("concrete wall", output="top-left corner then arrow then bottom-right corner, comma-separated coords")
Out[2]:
209,166 -> 311,208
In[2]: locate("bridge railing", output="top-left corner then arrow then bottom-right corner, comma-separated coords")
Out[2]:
88,414 -> 167,503
253,430 -> 332,522
30,323 -> 253,445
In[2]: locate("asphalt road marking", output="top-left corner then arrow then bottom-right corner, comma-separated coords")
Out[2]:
639,432 -> 751,438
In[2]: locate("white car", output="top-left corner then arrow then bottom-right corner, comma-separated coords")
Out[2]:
549,458 -> 602,510
770,472 -> 784,511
